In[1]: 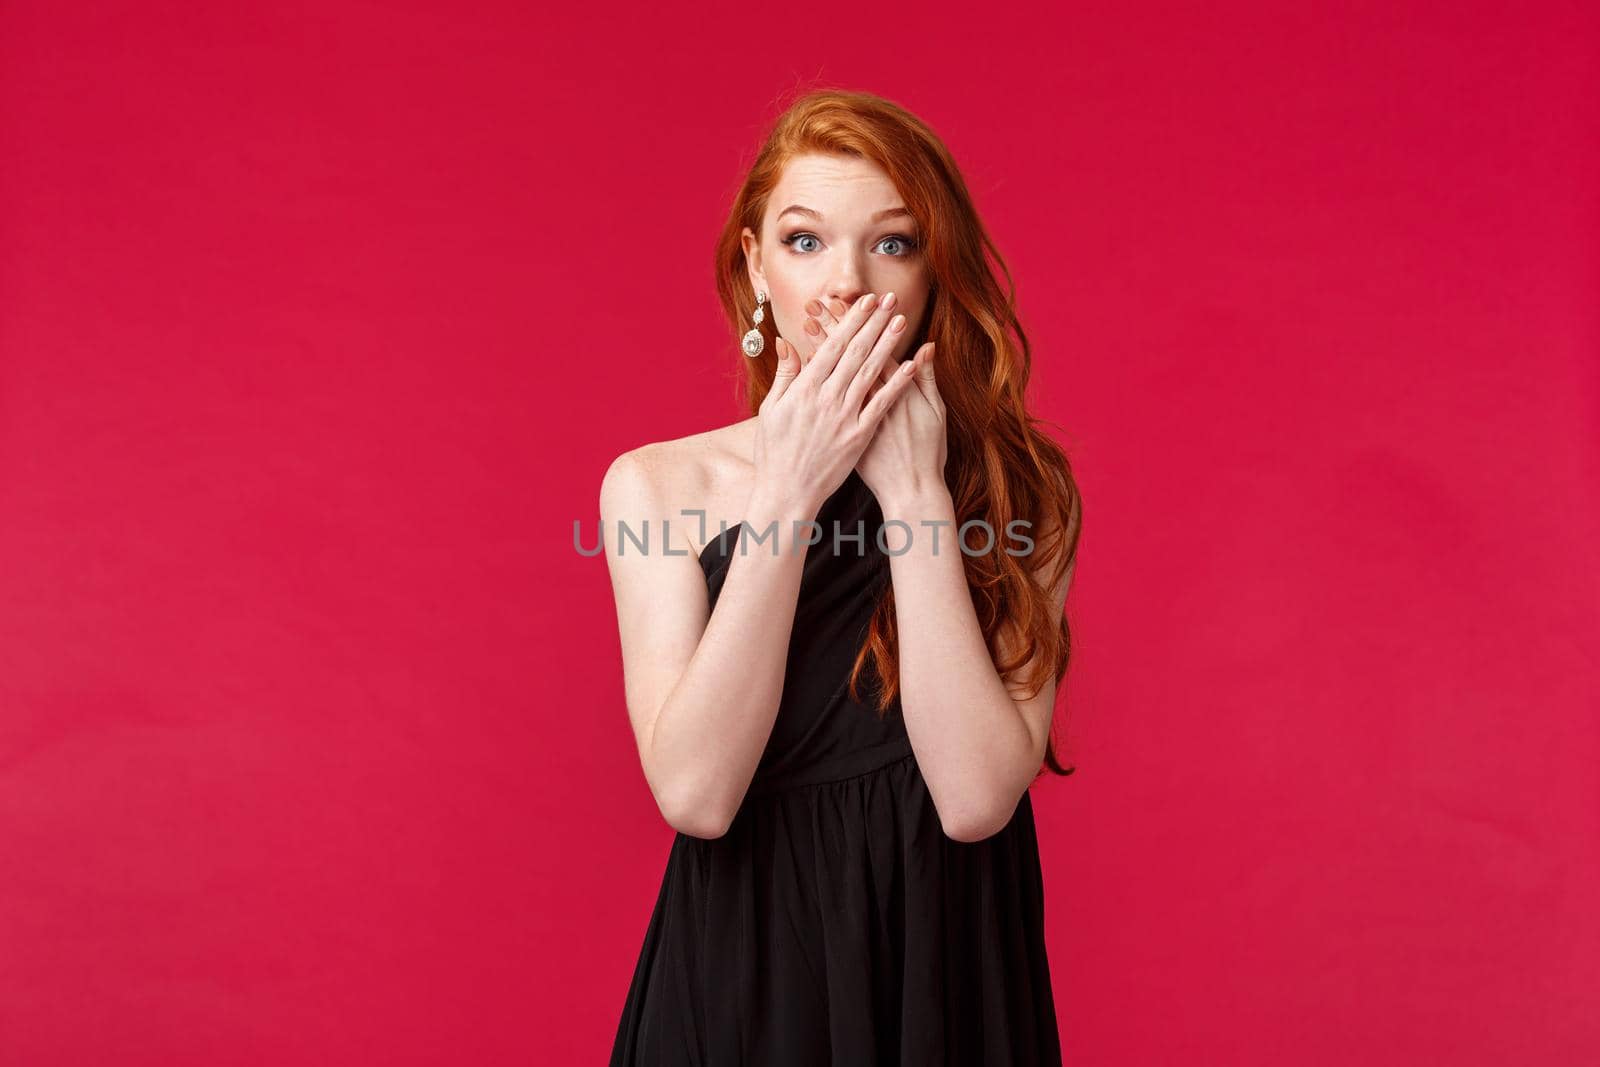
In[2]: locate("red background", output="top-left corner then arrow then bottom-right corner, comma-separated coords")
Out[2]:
2,2 -> 1596,1063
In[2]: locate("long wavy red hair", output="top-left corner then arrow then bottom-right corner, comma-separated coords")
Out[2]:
712,88 -> 1083,780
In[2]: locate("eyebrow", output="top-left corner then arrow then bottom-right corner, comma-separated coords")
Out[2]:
776,204 -> 914,224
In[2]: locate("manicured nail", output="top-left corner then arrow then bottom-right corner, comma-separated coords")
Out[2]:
890,314 -> 905,332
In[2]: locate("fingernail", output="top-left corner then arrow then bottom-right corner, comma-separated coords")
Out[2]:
890,314 -> 905,332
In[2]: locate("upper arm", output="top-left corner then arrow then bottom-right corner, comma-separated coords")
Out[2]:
599,447 -> 714,794
994,475 -> 1082,773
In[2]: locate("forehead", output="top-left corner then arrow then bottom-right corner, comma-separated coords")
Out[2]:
767,153 -> 901,219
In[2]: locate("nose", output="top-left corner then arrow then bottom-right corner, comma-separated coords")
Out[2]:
824,256 -> 871,309
825,285 -> 867,310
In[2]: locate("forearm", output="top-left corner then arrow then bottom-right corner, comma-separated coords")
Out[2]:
647,489 -> 819,836
881,484 -> 1035,840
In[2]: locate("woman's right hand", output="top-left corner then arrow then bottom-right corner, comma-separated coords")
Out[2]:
752,291 -> 919,515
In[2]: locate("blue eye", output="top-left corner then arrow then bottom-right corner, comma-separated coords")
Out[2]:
780,232 -> 920,257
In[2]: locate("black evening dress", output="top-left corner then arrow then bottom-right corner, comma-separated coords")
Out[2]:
609,468 -> 1063,1066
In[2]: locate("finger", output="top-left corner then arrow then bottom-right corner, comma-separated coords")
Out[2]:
805,297 -> 843,331
765,336 -> 802,405
798,303 -> 841,366
825,292 -> 899,391
797,303 -> 836,367
801,313 -> 827,353
858,355 -> 920,428
861,344 -> 908,403
914,342 -> 943,409
806,293 -> 881,384
792,330 -> 813,368
844,307 -> 909,411
791,319 -> 828,387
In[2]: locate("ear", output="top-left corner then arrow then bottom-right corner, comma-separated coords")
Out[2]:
740,226 -> 766,296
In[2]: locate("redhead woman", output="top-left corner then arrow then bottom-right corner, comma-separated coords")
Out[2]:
601,88 -> 1083,1066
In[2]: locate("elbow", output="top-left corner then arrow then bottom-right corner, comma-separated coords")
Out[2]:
669,808 -> 733,841
941,813 -> 1002,844
656,776 -> 735,840
938,792 -> 1022,844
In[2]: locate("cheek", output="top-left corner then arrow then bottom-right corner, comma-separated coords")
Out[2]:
897,305 -> 928,339
767,305 -> 797,344
761,280 -> 799,330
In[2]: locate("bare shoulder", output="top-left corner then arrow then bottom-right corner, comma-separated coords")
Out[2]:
600,417 -> 758,557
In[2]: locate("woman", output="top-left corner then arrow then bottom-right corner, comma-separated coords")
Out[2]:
601,88 -> 1083,1065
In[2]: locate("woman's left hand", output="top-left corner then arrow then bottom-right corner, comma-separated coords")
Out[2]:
801,297 -> 948,507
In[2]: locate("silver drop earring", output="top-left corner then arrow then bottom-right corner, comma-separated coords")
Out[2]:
741,291 -> 767,357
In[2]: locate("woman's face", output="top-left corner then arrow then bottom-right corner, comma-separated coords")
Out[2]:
742,153 -> 931,369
